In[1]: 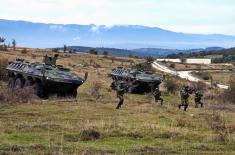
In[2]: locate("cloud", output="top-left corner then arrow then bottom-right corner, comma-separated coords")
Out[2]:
73,36 -> 81,41
162,24 -> 235,35
49,25 -> 67,32
90,25 -> 100,33
0,0 -> 235,35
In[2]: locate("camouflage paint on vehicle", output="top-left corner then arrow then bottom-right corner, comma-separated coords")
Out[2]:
6,58 -> 87,98
110,67 -> 162,93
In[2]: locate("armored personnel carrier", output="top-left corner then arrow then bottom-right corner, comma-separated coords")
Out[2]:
110,67 -> 162,93
6,56 -> 87,98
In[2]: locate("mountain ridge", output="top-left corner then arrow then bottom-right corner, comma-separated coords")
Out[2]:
63,46 -> 225,57
0,19 -> 235,49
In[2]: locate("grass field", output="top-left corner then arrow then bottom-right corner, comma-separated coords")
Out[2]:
0,49 -> 235,154
209,71 -> 234,85
161,62 -> 234,71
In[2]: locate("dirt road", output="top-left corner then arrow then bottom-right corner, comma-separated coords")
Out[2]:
152,61 -> 229,89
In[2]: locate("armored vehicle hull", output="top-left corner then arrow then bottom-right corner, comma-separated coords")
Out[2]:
6,59 -> 87,98
110,67 -> 162,93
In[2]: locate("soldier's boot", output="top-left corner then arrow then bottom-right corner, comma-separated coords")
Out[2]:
178,104 -> 181,109
184,105 -> 188,111
195,103 -> 198,108
116,103 -> 121,109
116,99 -> 123,109
155,97 -> 158,103
116,104 -> 121,109
200,102 -> 204,108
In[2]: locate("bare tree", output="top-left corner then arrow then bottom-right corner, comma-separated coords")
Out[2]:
63,44 -> 67,52
12,39 -> 16,51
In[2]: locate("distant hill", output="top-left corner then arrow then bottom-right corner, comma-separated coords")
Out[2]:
64,46 -> 137,57
63,46 -> 180,57
132,48 -> 183,57
167,47 -> 234,58
166,47 -> 235,63
132,47 -> 225,57
1,19 -> 235,49
59,46 -> 226,58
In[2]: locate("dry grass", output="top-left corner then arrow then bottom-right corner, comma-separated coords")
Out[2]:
209,71 -> 235,85
0,49 -> 235,154
208,112 -> 235,142
0,57 -> 8,81
162,62 -> 234,71
163,78 -> 179,94
0,83 -> 37,104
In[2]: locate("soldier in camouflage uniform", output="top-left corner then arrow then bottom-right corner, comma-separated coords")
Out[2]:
153,87 -> 163,105
116,82 -> 126,109
51,54 -> 59,65
179,86 -> 190,111
194,90 -> 203,108
43,55 -> 49,64
43,54 -> 58,65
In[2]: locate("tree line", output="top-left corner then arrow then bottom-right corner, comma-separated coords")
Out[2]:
0,37 -> 16,51
166,47 -> 235,63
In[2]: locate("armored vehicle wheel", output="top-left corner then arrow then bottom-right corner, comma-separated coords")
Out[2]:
70,89 -> 77,98
6,59 -> 86,98
8,77 -> 15,88
25,79 -> 34,87
14,77 -> 24,89
34,82 -> 48,99
128,87 -> 136,93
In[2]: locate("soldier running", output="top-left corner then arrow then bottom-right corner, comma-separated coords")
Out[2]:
153,87 -> 163,105
179,86 -> 191,111
194,90 -> 204,108
116,82 -> 126,109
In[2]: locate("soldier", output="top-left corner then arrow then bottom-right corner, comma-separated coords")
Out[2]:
43,54 -> 59,65
116,82 -> 126,109
51,54 -> 59,65
179,86 -> 190,111
153,87 -> 163,105
43,55 -> 51,65
194,90 -> 204,108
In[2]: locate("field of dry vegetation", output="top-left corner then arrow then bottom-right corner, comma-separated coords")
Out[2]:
0,49 -> 235,154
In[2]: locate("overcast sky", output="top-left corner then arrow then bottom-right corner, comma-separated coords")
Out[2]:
1,0 -> 235,35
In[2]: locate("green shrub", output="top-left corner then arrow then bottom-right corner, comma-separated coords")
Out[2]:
224,77 -> 235,104
52,48 -> 59,53
103,51 -> 109,57
169,63 -> 175,69
164,79 -> 179,94
0,44 -> 8,51
21,48 -> 27,54
193,71 -> 211,80
89,49 -> 98,55
80,129 -> 101,141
